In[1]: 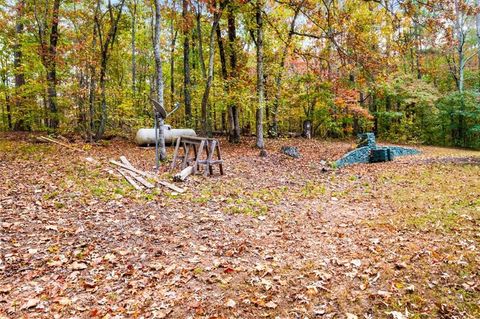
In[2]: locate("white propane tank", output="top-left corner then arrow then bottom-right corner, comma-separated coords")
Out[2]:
135,125 -> 197,145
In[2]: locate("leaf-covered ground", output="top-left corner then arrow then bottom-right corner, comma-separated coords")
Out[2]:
1,133 -> 479,319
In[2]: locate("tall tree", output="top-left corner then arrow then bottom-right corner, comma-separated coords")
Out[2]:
270,0 -> 304,137
129,0 -> 138,99
94,0 -> 126,140
200,0 -> 224,136
169,0 -> 178,110
227,3 -> 240,143
195,0 -> 207,78
216,19 -> 228,133
33,0 -> 61,129
182,0 -> 192,125
154,0 -> 166,160
475,0 -> 480,88
13,0 -> 25,130
255,0 -> 265,149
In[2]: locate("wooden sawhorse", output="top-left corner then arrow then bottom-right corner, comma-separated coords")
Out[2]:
170,136 -> 224,176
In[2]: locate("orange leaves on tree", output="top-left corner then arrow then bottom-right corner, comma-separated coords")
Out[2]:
334,88 -> 372,121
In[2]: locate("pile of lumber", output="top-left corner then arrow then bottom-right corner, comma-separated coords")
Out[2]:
37,136 -> 186,194
110,156 -> 185,193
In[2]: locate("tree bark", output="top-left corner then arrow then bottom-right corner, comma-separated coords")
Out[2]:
271,2 -> 303,137
170,0 -> 177,110
255,0 -> 265,149
454,0 -> 465,93
454,0 -> 466,145
95,0 -> 126,140
13,0 -> 25,129
215,18 -> 228,135
46,0 -> 61,129
154,0 -> 166,160
227,5 -> 240,143
130,0 -> 137,99
195,0 -> 207,79
1,68 -> 12,130
200,3 -> 223,136
216,22 -> 228,80
476,0 -> 480,88
182,0 -> 192,125
33,0 -> 61,129
88,20 -> 98,142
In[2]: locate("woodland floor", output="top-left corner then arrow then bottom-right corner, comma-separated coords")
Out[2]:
1,132 -> 479,319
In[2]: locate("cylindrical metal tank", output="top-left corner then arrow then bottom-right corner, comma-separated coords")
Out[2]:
135,126 -> 197,145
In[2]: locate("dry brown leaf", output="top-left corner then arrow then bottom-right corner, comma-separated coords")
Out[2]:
70,261 -> 88,270
225,299 -> 236,308
21,298 -> 40,310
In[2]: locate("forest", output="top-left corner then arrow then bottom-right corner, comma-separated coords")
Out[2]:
0,0 -> 479,148
1,1 -> 480,318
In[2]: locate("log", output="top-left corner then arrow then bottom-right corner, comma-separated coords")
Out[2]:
109,160 -> 185,193
117,169 -> 142,190
174,166 -> 193,182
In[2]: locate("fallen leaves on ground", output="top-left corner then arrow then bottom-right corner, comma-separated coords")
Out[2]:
1,133 -> 479,318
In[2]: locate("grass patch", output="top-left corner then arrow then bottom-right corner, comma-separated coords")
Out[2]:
377,164 -> 480,232
0,140 -> 54,160
369,162 -> 480,317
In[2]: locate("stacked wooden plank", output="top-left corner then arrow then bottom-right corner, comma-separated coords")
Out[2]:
110,157 -> 185,193
38,135 -> 186,194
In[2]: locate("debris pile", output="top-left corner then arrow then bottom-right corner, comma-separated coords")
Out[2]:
335,133 -> 420,168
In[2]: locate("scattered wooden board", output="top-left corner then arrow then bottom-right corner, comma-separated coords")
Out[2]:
110,159 -> 185,193
119,156 -> 155,188
157,181 -> 185,193
117,169 -> 142,190
110,160 -> 149,177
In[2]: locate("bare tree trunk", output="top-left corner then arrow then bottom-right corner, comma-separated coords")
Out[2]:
454,0 -> 466,145
33,0 -> 61,129
47,3 -> 61,128
413,17 -> 421,80
454,0 -> 465,94
170,0 -> 177,110
476,0 -> 480,88
95,0 -> 126,140
227,5 -> 240,143
1,68 -> 12,130
88,22 -> 97,142
271,2 -> 303,137
255,0 -> 265,149
130,0 -> 137,99
215,18 -> 228,135
200,4 -> 223,136
13,0 -> 25,129
216,22 -> 228,80
182,0 -> 192,125
195,0 -> 206,79
154,0 -> 166,160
